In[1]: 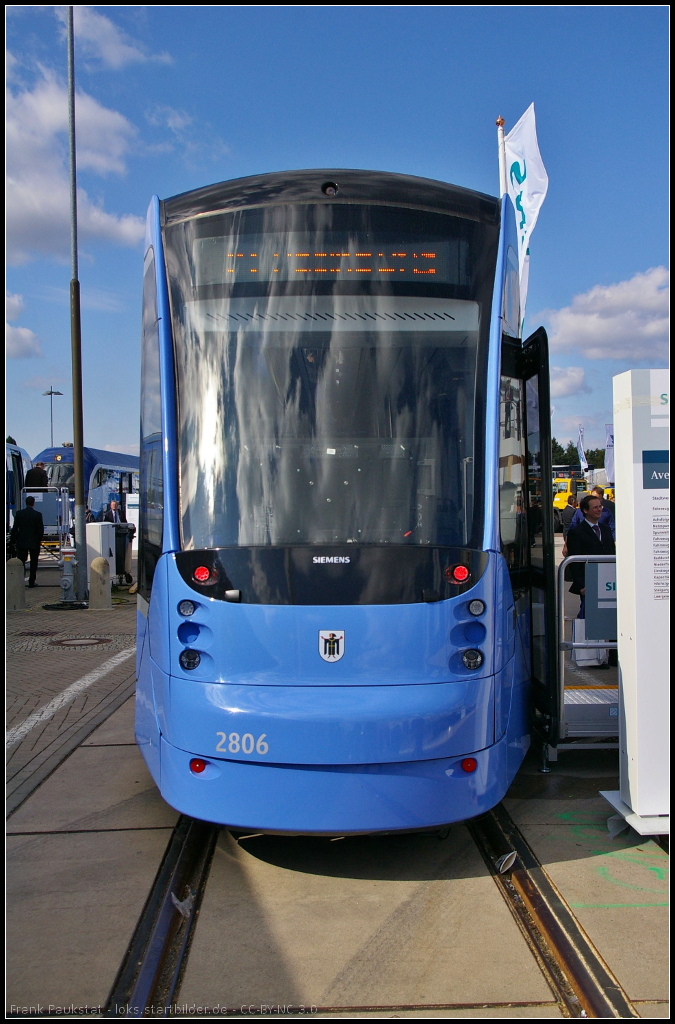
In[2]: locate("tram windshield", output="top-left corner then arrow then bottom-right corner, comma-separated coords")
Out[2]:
45,462 -> 75,493
165,204 -> 498,549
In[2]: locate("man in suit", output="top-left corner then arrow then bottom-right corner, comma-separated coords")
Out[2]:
102,500 -> 127,524
10,495 -> 45,587
566,493 -> 615,617
24,461 -> 50,487
566,486 -> 615,541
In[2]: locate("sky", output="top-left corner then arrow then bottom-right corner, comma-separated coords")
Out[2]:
6,5 -> 669,460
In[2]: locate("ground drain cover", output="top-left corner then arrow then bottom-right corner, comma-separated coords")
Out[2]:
50,637 -> 112,647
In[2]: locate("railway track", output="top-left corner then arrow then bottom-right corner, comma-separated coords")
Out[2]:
104,805 -> 638,1020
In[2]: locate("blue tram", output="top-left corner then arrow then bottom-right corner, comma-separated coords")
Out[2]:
32,445 -> 139,519
135,170 -> 558,833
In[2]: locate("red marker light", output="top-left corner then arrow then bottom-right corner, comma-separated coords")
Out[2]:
190,758 -> 207,774
461,757 -> 478,774
445,564 -> 470,583
193,566 -> 211,584
404,531 -> 412,537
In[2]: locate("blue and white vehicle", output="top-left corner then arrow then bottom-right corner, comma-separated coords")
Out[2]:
136,170 -> 558,833
32,445 -> 139,520
6,442 -> 33,535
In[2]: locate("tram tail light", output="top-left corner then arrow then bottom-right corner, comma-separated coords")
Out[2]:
445,564 -> 470,584
461,758 -> 478,774
193,565 -> 212,584
190,758 -> 208,774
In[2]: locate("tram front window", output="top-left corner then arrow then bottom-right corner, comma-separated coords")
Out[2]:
45,462 -> 75,494
165,204 -> 497,550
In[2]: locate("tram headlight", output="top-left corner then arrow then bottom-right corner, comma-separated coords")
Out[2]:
178,600 -> 196,617
321,181 -> 339,196
468,599 -> 486,616
461,649 -> 483,670
179,649 -> 201,671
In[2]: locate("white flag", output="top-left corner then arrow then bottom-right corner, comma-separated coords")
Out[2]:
577,425 -> 588,474
604,424 -> 614,485
504,103 -> 548,319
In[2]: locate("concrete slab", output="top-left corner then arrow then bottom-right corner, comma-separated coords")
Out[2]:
7,743 -> 177,833
174,1006 -> 564,1020
634,1001 -> 670,1019
179,827 -> 554,1009
6,828 -> 172,1012
516,818 -> 668,1002
81,695 -> 136,745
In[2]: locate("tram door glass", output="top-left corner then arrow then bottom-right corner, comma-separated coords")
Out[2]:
499,375 -> 528,572
525,376 -> 546,681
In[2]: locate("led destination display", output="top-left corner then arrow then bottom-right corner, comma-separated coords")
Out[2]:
193,234 -> 468,285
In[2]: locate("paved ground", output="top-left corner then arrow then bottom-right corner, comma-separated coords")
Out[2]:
6,697 -> 668,1018
6,555 -> 137,814
5,547 -> 668,1018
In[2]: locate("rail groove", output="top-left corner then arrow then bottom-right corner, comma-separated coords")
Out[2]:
469,803 -> 639,1019
104,815 -> 219,1018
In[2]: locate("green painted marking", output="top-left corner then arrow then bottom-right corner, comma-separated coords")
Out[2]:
595,863 -> 668,894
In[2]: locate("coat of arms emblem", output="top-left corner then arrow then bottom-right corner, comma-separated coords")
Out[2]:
318,630 -> 345,662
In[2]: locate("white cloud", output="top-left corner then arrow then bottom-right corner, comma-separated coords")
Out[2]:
6,291 -> 25,321
6,71 -> 145,264
53,7 -> 172,69
21,374 -> 67,391
7,324 -> 42,359
550,366 -> 590,398
144,104 -> 230,166
103,442 -> 139,457
6,291 -> 42,358
546,267 -> 669,361
555,415 -> 599,437
42,285 -> 126,312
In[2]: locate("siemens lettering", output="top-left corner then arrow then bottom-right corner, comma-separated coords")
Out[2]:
313,557 -> 351,564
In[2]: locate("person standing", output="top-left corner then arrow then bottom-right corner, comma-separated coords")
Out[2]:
10,495 -> 45,587
566,494 -> 615,617
560,494 -> 578,538
24,461 -> 49,487
592,484 -> 615,517
102,500 -> 127,524
567,487 -> 615,541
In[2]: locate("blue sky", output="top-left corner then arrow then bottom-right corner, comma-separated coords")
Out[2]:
6,5 -> 669,459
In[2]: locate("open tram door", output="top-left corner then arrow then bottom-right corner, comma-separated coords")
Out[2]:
523,327 -> 559,752
502,327 -> 559,754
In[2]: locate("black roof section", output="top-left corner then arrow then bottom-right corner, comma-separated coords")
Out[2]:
162,168 -> 500,226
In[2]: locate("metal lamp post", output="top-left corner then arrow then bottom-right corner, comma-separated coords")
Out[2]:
42,387 -> 63,448
67,6 -> 87,602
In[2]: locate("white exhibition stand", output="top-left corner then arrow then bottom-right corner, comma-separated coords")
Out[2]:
600,369 -> 670,835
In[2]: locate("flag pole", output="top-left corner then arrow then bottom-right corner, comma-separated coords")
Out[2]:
496,116 -> 507,197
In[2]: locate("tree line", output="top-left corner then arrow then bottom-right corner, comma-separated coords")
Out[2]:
551,438 -> 604,468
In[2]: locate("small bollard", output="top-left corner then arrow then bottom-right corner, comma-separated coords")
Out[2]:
89,556 -> 112,610
6,557 -> 27,611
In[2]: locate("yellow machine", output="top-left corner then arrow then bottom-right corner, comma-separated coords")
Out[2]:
552,474 -> 587,531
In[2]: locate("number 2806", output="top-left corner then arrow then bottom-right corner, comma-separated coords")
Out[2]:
216,732 -> 269,756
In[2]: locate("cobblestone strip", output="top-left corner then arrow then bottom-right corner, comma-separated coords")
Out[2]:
6,648 -> 136,750
6,666 -> 137,817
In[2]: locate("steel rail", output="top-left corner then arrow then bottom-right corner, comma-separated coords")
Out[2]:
104,801 -> 638,1019
103,815 -> 219,1018
469,803 -> 639,1019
